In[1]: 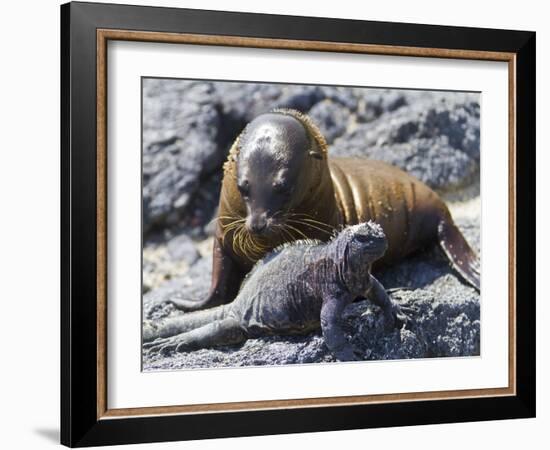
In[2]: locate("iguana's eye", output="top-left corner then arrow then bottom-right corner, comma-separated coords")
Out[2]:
273,182 -> 290,195
354,233 -> 371,243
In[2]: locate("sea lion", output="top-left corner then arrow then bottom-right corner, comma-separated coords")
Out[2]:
169,108 -> 480,312
144,222 -> 413,361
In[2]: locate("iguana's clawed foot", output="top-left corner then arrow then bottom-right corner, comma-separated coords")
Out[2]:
383,303 -> 417,332
143,334 -> 194,356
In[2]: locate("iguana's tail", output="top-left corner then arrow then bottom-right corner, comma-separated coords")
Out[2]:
143,304 -> 227,342
438,214 -> 480,291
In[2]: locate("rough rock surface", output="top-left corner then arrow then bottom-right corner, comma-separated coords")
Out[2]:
330,94 -> 480,190
142,80 -> 481,370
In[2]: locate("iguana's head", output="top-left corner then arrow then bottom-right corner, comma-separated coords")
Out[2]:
334,222 -> 387,295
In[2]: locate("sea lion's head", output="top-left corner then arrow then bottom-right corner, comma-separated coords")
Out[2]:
235,110 -> 325,237
334,222 -> 388,295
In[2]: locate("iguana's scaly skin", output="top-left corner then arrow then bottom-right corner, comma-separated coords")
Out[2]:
143,222 -> 412,361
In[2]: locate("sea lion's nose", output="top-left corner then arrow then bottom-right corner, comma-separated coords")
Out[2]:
247,213 -> 268,234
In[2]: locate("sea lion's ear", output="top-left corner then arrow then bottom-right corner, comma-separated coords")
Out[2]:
308,149 -> 323,160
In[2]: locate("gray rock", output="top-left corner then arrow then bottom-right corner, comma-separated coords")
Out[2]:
216,82 -> 283,123
356,90 -> 409,122
330,94 -> 480,190
143,79 -> 226,232
308,100 -> 351,143
166,234 -> 200,265
144,256 -> 212,320
331,137 -> 477,190
273,85 -> 324,112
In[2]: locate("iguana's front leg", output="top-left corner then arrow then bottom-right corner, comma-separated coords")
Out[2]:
367,275 -> 415,331
320,290 -> 359,361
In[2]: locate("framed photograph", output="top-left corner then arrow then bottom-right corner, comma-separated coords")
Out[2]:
60,1 -> 535,447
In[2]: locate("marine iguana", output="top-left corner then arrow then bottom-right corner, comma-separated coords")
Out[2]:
143,222 -> 413,361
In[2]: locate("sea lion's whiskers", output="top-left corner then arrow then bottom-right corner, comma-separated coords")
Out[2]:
286,213 -> 333,230
287,219 -> 333,236
230,225 -> 240,255
222,222 -> 243,236
240,233 -> 251,259
240,229 -> 265,260
217,215 -> 244,221
276,224 -> 295,244
252,234 -> 269,253
242,229 -> 255,259
244,233 -> 259,259
233,225 -> 247,257
220,217 -> 246,227
287,215 -> 333,231
285,228 -> 302,245
223,221 -> 245,234
285,224 -> 309,241
221,220 -> 244,247
298,219 -> 334,230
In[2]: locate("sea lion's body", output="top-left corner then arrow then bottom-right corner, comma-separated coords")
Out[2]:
329,158 -> 444,264
171,109 -> 479,312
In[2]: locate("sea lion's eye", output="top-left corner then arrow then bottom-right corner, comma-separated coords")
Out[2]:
238,180 -> 249,196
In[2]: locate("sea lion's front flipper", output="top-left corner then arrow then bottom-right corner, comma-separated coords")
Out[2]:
145,318 -> 247,356
320,292 -> 359,361
438,216 -> 480,291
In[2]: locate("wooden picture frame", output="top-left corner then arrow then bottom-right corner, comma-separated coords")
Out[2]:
61,1 -> 535,447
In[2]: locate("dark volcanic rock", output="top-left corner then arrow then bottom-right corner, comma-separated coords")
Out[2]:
166,234 -> 200,265
144,256 -> 212,320
356,90 -> 409,122
216,82 -> 283,123
308,100 -> 351,144
142,80 -> 226,232
330,95 -> 480,190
